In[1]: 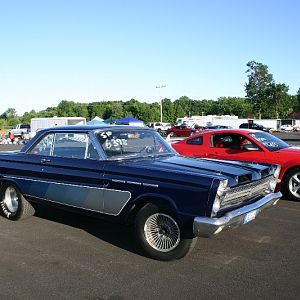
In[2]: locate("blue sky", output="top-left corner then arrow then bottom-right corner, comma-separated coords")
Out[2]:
0,0 -> 299,115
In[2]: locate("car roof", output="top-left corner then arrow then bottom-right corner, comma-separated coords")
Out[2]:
37,125 -> 151,133
187,128 -> 261,137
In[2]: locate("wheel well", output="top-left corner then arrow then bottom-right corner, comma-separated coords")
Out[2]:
126,197 -> 177,225
0,180 -> 23,195
282,166 -> 300,183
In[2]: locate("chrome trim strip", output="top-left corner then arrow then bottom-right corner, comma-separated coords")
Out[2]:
4,175 -> 107,191
111,179 -> 159,188
193,192 -> 282,238
3,175 -> 132,216
143,183 -> 159,188
127,181 -> 142,186
112,179 -> 126,184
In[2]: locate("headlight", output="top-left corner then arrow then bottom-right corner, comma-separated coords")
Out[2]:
211,179 -> 228,217
268,165 -> 281,192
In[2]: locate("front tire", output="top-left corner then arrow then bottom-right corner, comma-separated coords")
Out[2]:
135,203 -> 197,261
283,167 -> 300,201
0,183 -> 35,220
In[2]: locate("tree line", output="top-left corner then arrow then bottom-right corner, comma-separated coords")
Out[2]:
1,61 -> 300,129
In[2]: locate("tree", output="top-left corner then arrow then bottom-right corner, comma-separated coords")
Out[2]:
295,88 -> 300,111
7,117 -> 20,127
217,97 -> 253,118
0,119 -> 6,130
265,83 -> 292,118
245,61 -> 274,119
1,108 -> 18,120
57,100 -> 77,117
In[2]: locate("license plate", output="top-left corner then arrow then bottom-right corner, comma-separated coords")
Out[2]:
244,210 -> 257,224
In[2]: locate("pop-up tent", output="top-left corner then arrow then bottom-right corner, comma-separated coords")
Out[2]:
87,116 -> 106,126
104,116 -> 117,124
115,116 -> 144,126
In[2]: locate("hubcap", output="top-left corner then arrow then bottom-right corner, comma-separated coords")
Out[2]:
144,213 -> 180,252
3,187 -> 19,213
289,172 -> 300,199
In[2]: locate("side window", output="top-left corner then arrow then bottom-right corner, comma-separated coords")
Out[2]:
213,134 -> 254,150
212,135 -> 233,148
52,133 -> 88,159
28,133 -> 54,156
87,139 -> 100,160
186,136 -> 203,145
212,135 -> 226,148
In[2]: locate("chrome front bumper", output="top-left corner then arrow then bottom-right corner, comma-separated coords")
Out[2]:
193,192 -> 282,238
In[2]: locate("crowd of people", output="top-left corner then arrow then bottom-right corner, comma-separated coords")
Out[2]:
0,132 -> 31,145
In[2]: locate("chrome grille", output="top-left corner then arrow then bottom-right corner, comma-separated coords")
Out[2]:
221,177 -> 271,208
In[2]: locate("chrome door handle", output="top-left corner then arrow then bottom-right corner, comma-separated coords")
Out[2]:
41,158 -> 51,164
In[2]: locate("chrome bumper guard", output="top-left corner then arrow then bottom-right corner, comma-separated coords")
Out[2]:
193,192 -> 282,238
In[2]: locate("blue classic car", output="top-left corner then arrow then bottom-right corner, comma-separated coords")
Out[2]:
0,125 -> 281,260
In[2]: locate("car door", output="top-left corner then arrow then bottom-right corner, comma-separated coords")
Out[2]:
37,132 -> 106,212
208,133 -> 267,162
175,135 -> 207,157
3,148 -> 45,201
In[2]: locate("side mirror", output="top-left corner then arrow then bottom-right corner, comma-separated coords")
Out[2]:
243,144 -> 259,151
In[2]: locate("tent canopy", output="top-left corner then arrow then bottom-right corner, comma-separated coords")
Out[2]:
116,116 -> 144,126
104,116 -> 117,124
87,117 -> 106,126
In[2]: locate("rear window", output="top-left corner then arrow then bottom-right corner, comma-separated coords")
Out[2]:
186,136 -> 203,145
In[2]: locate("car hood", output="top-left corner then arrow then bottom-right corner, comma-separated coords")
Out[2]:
277,146 -> 300,155
119,155 -> 272,187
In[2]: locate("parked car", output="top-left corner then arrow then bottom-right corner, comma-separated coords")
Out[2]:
9,124 -> 31,137
206,125 -> 232,130
293,125 -> 300,132
148,122 -> 171,130
172,128 -> 300,201
280,124 -> 294,131
0,126 -> 281,260
239,123 -> 273,132
166,124 -> 202,137
147,122 -> 172,133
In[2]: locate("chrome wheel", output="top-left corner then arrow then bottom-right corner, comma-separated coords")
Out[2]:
3,186 -> 19,213
288,171 -> 300,199
144,213 -> 180,252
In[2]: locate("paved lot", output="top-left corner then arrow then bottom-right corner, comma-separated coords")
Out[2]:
0,200 -> 299,300
0,132 -> 300,299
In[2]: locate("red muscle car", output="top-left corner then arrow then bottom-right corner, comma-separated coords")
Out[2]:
166,125 -> 204,137
172,129 -> 300,201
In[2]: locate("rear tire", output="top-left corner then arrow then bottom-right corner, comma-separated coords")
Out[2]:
135,203 -> 197,261
282,167 -> 300,201
0,183 -> 35,220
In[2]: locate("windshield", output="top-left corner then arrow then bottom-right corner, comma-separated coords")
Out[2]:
96,128 -> 174,159
249,132 -> 289,151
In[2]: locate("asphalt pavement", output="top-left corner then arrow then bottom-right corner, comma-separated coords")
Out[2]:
0,131 -> 299,299
0,200 -> 299,300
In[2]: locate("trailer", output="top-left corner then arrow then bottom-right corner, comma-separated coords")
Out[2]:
30,117 -> 86,133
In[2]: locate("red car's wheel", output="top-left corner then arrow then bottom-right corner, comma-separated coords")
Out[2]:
283,167 -> 300,201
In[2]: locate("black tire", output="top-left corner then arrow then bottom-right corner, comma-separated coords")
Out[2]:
135,203 -> 197,261
282,168 -> 300,201
0,183 -> 35,220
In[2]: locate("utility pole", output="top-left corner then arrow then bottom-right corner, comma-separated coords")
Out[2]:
156,85 -> 166,123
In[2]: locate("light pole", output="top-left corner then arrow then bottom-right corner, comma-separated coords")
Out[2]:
156,84 -> 166,123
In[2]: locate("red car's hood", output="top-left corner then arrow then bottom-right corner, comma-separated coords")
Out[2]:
277,146 -> 300,155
